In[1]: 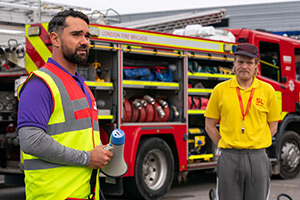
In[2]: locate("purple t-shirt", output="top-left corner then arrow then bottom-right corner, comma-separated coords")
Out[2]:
17,58 -> 92,131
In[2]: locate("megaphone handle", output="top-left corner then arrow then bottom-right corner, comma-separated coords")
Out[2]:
105,176 -> 116,184
104,143 -> 113,151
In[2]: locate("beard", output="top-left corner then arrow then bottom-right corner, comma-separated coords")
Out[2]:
61,42 -> 89,65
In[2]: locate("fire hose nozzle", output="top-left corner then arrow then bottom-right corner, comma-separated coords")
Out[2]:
156,106 -> 165,118
143,95 -> 155,105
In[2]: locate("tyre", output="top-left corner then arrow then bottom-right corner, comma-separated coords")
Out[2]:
279,131 -> 300,179
125,137 -> 174,199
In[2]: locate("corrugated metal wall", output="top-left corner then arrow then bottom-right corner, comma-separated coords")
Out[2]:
114,1 -> 300,32
226,2 -> 300,31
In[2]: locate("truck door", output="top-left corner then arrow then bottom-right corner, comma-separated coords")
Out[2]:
259,41 -> 281,82
254,37 -> 288,115
294,47 -> 300,111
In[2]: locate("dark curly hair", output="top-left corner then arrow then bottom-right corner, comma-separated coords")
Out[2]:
48,10 -> 89,34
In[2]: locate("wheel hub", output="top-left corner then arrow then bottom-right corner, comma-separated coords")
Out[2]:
281,142 -> 300,170
142,149 -> 167,190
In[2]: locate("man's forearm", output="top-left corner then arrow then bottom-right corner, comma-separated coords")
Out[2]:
268,121 -> 278,137
205,118 -> 221,146
18,126 -> 91,166
206,126 -> 221,146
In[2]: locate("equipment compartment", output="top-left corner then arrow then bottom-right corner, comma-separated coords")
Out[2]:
122,47 -> 185,124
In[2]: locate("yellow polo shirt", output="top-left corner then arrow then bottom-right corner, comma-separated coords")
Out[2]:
204,76 -> 281,149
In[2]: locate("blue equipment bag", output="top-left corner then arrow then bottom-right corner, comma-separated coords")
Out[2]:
151,68 -> 173,82
123,67 -> 151,80
123,66 -> 173,82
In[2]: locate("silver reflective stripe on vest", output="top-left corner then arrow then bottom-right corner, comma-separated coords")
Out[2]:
93,120 -> 99,131
72,98 -> 90,111
40,68 -> 93,136
47,118 -> 92,136
24,159 -> 66,170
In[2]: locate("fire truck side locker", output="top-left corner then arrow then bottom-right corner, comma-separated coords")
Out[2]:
0,23 -> 237,199
77,24 -> 237,199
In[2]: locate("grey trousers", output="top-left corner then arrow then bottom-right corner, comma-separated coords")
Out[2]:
216,148 -> 271,200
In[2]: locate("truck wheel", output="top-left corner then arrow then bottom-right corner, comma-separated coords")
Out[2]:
279,131 -> 300,179
125,137 -> 174,199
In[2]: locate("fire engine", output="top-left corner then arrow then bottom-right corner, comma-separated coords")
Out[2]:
0,21 -> 299,199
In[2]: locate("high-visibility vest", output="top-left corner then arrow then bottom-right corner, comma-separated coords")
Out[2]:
17,63 -> 101,200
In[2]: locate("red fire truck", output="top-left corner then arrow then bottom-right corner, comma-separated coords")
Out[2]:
0,23 -> 299,199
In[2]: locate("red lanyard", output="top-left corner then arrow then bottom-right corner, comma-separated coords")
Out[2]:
236,87 -> 255,121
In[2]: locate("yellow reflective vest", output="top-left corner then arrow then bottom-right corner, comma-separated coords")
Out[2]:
18,63 -> 101,200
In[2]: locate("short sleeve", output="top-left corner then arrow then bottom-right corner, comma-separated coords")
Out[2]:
204,85 -> 221,120
267,86 -> 281,122
17,76 -> 53,131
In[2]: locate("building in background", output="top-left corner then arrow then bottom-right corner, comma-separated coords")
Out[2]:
1,0 -> 300,43
111,1 -> 300,33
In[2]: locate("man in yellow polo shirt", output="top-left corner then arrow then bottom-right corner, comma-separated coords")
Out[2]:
205,43 -> 281,200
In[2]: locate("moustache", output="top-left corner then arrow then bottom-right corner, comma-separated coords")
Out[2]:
239,70 -> 249,73
76,45 -> 88,52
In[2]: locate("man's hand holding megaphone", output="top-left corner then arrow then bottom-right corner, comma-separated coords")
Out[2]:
88,145 -> 114,169
101,129 -> 128,178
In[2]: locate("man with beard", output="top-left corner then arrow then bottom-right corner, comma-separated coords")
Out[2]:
205,43 -> 281,200
17,10 -> 113,200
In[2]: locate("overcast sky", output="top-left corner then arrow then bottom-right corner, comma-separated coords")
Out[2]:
47,0 -> 299,14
